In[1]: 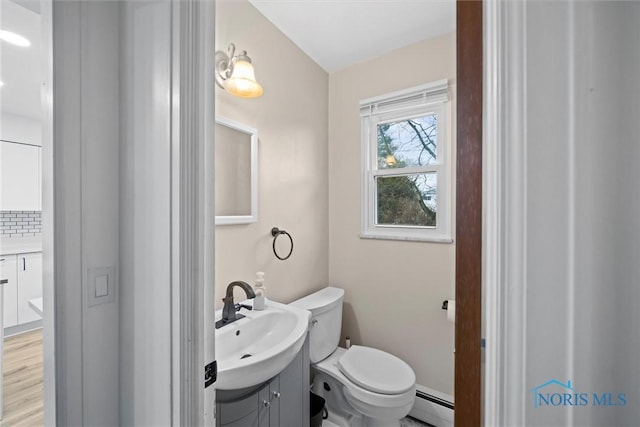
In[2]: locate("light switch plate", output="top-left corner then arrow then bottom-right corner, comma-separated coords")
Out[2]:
95,274 -> 109,297
87,266 -> 116,307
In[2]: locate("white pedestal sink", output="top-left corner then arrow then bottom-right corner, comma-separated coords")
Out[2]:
215,299 -> 310,390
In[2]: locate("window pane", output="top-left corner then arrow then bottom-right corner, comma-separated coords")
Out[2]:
376,173 -> 437,227
377,115 -> 437,169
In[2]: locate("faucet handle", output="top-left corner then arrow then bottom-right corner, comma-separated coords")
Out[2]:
235,303 -> 253,312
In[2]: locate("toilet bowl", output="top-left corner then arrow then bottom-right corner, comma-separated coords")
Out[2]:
314,347 -> 415,427
290,287 -> 416,427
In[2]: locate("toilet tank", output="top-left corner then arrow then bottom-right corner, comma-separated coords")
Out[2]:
290,287 -> 344,363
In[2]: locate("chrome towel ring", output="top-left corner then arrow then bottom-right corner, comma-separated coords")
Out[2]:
271,227 -> 293,260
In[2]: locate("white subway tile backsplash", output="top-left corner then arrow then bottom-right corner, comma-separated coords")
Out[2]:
0,211 -> 42,237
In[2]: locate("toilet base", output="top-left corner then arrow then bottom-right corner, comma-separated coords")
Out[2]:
312,371 -> 404,427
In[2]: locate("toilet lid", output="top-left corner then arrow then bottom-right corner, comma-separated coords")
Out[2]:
337,345 -> 415,395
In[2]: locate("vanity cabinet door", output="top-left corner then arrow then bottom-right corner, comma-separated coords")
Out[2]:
221,410 -> 258,427
258,382 -> 271,426
0,255 -> 18,328
278,339 -> 310,427
264,376 -> 280,426
217,382 -> 268,427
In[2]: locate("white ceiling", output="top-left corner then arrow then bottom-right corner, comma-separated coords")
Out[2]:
249,0 -> 456,73
0,0 -> 41,120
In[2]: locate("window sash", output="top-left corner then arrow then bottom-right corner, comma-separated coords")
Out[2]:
367,106 -> 446,175
368,169 -> 445,224
373,172 -> 439,228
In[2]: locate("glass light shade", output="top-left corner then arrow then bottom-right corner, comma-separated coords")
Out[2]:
223,59 -> 263,98
385,154 -> 397,166
0,30 -> 31,47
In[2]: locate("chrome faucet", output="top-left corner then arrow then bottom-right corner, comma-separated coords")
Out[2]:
216,281 -> 256,329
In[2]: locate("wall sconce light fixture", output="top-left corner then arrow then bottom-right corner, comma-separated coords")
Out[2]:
215,43 -> 263,98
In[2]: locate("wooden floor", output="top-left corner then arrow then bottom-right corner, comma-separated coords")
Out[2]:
1,329 -> 43,427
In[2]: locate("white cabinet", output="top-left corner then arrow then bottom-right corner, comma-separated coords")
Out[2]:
0,256 -> 18,328
17,253 -> 43,324
1,252 -> 42,330
0,141 -> 41,211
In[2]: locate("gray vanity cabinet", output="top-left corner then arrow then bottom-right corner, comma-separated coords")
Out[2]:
216,339 -> 310,427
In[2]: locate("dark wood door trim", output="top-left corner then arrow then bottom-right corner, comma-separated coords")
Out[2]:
455,1 -> 483,426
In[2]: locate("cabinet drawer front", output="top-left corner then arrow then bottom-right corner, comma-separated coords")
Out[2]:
17,253 -> 43,324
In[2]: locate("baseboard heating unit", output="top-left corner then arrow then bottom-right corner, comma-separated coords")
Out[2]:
408,385 -> 454,427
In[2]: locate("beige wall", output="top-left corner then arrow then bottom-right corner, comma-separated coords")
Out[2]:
216,0 -> 455,396
328,33 -> 456,395
215,1 -> 329,307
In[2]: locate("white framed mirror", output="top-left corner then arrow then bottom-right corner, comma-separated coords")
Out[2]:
215,116 -> 258,225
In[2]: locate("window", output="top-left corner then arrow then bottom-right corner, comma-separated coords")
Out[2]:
360,80 -> 452,242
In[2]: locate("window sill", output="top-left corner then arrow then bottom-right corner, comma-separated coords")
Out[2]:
359,233 -> 454,244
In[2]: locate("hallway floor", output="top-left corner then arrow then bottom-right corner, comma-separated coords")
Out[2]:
2,329 -> 43,426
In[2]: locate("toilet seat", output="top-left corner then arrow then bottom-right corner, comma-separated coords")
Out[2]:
337,345 -> 415,395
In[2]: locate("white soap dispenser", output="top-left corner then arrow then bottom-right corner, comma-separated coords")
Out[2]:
254,271 -> 266,310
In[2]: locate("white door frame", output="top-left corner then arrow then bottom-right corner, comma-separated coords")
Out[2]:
45,0 -> 215,423
40,0 -> 55,423
483,0 -> 528,424
171,0 -> 216,424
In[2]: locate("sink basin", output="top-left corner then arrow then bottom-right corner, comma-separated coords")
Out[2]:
215,299 -> 310,390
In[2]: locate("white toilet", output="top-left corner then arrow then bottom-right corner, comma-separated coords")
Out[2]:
290,287 -> 416,427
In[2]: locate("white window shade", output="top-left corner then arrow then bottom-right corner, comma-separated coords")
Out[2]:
360,79 -> 449,117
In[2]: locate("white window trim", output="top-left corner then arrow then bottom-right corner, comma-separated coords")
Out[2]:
360,80 -> 453,243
